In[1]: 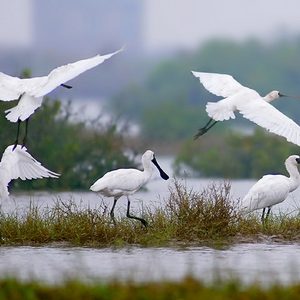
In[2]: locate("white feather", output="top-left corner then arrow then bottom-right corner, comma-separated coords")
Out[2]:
0,47 -> 123,122
242,155 -> 300,214
0,145 -> 60,198
192,71 -> 300,146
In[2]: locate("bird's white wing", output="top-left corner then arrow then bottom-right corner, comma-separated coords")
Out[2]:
0,73 -> 24,101
237,98 -> 300,146
0,145 -> 60,197
191,71 -> 247,97
32,47 -> 124,97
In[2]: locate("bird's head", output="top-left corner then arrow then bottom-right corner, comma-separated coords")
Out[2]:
285,155 -> 300,167
264,90 -> 300,103
142,150 -> 169,180
264,90 -> 286,102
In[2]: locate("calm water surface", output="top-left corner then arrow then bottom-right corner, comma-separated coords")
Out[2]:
0,243 -> 300,285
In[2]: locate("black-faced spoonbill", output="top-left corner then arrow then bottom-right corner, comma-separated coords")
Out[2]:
0,47 -> 123,149
0,145 -> 59,198
242,155 -> 300,223
90,150 -> 169,227
192,71 -> 300,146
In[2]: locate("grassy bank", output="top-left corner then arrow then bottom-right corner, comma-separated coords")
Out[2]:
1,276 -> 300,300
0,181 -> 300,247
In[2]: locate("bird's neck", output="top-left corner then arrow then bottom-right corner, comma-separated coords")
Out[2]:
142,162 -> 154,179
286,163 -> 300,192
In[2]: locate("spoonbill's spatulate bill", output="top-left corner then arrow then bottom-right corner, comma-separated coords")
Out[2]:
90,150 -> 169,227
192,71 -> 300,146
0,145 -> 60,198
242,155 -> 300,223
0,47 -> 123,148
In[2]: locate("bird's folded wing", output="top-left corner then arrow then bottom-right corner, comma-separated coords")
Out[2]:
237,99 -> 300,146
0,145 -> 60,188
191,71 -> 246,97
242,175 -> 288,211
33,47 -> 124,97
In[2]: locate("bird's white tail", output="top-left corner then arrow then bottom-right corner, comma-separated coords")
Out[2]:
206,101 -> 235,121
5,94 -> 43,122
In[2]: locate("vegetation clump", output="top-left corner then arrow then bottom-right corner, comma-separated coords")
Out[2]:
1,181 -> 300,247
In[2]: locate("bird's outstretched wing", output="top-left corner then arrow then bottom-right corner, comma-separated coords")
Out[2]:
0,145 -> 60,197
237,99 -> 300,146
33,47 -> 124,97
191,71 -> 247,97
0,73 -> 24,101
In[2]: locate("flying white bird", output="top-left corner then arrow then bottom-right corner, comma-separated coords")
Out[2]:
90,150 -> 169,227
192,71 -> 300,146
0,47 -> 123,148
0,145 -> 59,198
242,155 -> 300,223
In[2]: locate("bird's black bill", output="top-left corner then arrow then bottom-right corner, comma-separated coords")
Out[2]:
151,157 -> 169,180
61,84 -> 72,89
278,93 -> 300,99
278,93 -> 288,97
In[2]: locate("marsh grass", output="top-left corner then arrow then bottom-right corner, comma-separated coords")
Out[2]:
1,276 -> 300,300
1,180 -> 300,246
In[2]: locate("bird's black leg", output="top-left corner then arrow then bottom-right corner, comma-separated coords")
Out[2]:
194,118 -> 218,139
265,207 -> 271,222
261,208 -> 266,224
126,197 -> 148,228
22,118 -> 30,148
61,84 -> 72,89
13,119 -> 21,151
110,197 -> 119,225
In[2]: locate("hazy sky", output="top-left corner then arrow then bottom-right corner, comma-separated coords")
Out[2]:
144,0 -> 300,51
1,0 -> 300,52
0,0 -> 33,47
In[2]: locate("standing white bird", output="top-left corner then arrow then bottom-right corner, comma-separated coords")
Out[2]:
0,47 -> 123,148
242,155 -> 300,223
90,150 -> 169,227
192,71 -> 300,146
0,144 -> 59,198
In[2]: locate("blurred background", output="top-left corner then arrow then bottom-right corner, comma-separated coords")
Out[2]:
1,0 -> 300,189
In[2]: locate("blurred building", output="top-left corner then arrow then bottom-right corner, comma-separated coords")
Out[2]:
0,0 -> 33,50
33,0 -> 145,58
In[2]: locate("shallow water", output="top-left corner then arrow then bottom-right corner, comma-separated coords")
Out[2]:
0,243 -> 300,285
1,158 -> 300,285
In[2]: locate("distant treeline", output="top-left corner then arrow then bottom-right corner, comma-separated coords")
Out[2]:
175,129 -> 299,179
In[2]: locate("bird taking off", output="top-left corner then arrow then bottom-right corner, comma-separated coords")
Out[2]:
242,155 -> 300,224
0,145 -> 59,199
90,150 -> 169,227
0,47 -> 123,149
192,71 -> 300,146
